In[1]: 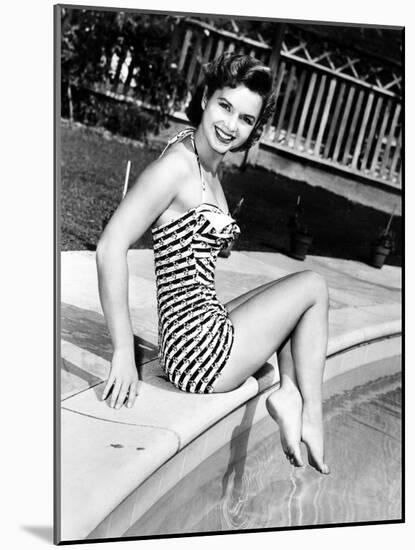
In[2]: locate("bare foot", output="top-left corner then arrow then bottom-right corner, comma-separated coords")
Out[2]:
301,403 -> 330,475
266,382 -> 304,467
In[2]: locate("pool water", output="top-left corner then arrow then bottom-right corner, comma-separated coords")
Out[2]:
127,370 -> 402,536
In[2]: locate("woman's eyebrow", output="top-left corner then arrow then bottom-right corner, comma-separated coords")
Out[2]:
218,97 -> 257,120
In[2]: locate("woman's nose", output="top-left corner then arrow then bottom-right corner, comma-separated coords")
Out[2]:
225,112 -> 238,133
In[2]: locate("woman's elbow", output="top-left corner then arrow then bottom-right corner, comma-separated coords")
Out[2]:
96,233 -> 126,268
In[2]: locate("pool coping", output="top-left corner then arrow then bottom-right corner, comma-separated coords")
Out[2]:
58,250 -> 402,542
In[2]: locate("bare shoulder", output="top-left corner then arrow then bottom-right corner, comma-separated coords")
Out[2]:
156,137 -> 196,174
140,143 -> 193,187
97,140 -> 196,249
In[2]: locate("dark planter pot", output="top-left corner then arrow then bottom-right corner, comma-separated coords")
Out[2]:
371,244 -> 391,268
290,232 -> 313,261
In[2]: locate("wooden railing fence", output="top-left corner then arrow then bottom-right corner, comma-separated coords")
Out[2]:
170,18 -> 402,188
95,17 -> 403,189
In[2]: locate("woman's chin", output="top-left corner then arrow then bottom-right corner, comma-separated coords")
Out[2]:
209,139 -> 230,155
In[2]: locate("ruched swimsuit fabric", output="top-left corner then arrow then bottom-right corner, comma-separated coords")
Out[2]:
152,128 -> 241,394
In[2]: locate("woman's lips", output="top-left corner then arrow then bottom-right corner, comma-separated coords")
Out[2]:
214,126 -> 235,144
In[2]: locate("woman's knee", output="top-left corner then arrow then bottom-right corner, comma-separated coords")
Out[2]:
302,270 -> 329,304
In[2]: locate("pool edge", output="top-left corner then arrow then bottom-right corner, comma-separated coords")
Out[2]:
87,333 -> 402,541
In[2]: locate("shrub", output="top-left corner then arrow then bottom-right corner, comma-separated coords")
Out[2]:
62,86 -> 158,142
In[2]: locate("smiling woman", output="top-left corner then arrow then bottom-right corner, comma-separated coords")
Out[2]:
186,54 -> 277,153
198,86 -> 263,155
96,52 -> 332,475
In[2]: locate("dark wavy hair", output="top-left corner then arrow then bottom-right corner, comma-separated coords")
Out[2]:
186,53 -> 277,152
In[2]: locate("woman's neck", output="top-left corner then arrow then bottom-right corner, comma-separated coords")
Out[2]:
193,126 -> 224,177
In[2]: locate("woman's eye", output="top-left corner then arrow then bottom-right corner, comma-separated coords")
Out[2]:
220,102 -> 230,111
243,117 -> 253,125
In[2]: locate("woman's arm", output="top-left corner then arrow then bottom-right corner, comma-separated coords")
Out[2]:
96,151 -> 189,409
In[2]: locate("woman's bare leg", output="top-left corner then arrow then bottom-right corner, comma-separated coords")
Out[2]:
292,290 -> 329,474
266,338 -> 304,467
224,279 -> 303,466
215,269 -> 330,474
267,292 -> 330,474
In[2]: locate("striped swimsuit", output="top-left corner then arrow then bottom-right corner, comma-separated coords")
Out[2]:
152,128 -> 240,394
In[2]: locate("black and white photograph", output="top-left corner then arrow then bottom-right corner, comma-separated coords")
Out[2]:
55,2 -> 403,545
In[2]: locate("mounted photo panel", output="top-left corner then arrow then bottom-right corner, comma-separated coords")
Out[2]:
54,3 -> 403,545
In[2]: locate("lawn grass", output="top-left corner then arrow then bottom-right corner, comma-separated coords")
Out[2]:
60,120 -> 402,267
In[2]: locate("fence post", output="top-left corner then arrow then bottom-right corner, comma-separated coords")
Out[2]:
269,23 -> 287,84
240,24 -> 286,170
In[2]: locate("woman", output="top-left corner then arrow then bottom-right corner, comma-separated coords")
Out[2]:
96,53 -> 330,475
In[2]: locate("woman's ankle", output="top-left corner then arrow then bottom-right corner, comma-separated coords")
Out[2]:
279,374 -> 300,395
302,399 -> 323,422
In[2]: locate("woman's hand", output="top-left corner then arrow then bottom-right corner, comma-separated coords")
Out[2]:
101,347 -> 140,409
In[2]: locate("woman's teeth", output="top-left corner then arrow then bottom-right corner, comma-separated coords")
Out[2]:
215,127 -> 234,143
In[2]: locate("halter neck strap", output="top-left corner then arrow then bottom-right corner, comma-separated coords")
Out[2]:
188,130 -> 206,200
159,127 -> 206,201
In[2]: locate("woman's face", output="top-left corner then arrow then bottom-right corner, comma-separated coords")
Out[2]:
201,84 -> 263,153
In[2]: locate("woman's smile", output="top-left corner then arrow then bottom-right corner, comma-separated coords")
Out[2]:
214,125 -> 236,144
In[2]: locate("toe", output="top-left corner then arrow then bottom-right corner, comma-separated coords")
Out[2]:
286,448 -> 304,467
306,448 -> 327,473
293,450 -> 304,467
321,463 -> 331,475
287,453 -> 296,466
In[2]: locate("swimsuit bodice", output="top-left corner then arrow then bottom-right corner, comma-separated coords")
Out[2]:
151,128 -> 240,297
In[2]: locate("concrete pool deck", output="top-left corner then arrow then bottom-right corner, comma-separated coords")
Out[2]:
59,249 -> 402,542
